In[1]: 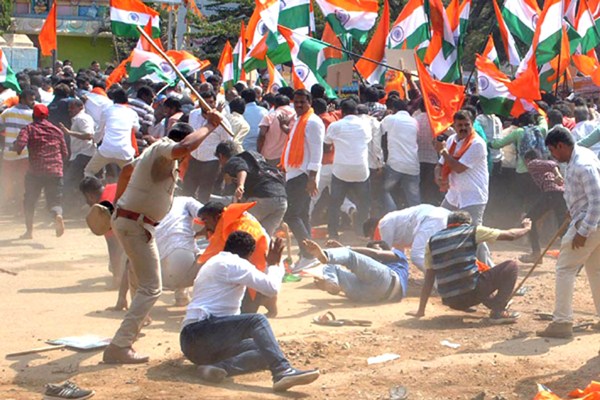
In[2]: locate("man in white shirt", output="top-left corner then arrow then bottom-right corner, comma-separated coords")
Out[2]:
183,90 -> 233,202
281,89 -> 325,271
363,204 -> 451,272
84,79 -> 113,129
84,88 -> 140,177
380,97 -> 421,213
180,231 -> 320,392
434,110 -> 492,266
571,106 -> 598,142
60,99 -> 96,197
358,104 -> 384,218
325,98 -> 372,238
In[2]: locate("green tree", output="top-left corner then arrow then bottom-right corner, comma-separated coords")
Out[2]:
0,0 -> 14,34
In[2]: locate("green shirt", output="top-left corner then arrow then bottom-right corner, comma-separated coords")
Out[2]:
490,117 -> 548,174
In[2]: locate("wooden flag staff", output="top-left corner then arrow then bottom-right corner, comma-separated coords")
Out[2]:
135,25 -> 234,137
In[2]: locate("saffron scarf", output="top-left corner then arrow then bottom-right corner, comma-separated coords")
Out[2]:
441,130 -> 476,183
281,108 -> 314,169
91,87 -> 108,97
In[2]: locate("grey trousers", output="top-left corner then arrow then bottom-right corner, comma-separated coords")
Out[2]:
441,199 -> 494,267
247,196 -> 288,236
111,215 -> 162,348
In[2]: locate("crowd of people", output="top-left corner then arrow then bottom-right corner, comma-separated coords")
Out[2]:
3,59 -> 600,392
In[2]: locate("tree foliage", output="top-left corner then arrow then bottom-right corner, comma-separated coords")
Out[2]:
0,0 -> 14,34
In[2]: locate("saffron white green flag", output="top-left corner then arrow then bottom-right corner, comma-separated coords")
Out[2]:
492,0 -> 521,66
387,0 -> 429,60
501,0 -> 540,44
110,0 -> 160,38
575,0 -> 600,54
233,22 -> 247,83
278,26 -> 337,98
0,49 -> 21,93
314,0 -> 379,44
127,48 -> 175,83
266,56 -> 288,94
475,55 -> 515,118
279,0 -> 312,35
535,0 -> 563,65
218,41 -> 235,89
482,35 -> 500,68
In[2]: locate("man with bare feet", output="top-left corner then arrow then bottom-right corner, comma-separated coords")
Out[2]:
13,104 -> 67,239
303,239 -> 408,303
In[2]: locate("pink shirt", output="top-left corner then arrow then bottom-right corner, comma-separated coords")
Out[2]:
259,105 -> 296,161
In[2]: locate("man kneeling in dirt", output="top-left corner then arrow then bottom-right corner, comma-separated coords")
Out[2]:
407,211 -> 532,324
303,239 -> 408,303
180,231 -> 320,392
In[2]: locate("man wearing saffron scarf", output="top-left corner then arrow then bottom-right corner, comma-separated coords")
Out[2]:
281,89 -> 325,272
84,79 -> 113,130
434,110 -> 492,266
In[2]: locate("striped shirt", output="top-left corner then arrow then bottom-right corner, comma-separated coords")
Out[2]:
0,104 -> 33,161
564,145 -> 600,237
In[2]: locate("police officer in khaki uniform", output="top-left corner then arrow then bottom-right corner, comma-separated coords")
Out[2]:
103,110 -> 223,364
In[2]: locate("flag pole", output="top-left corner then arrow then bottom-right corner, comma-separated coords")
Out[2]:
555,32 -> 563,98
336,34 -> 368,86
135,25 -> 234,137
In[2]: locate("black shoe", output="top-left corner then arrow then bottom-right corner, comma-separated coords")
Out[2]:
272,367 -> 320,392
43,381 -> 95,399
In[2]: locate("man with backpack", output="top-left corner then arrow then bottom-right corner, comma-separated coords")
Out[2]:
490,112 -> 548,217
215,141 -> 287,236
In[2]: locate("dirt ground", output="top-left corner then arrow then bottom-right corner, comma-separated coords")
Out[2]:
1,210 -> 600,400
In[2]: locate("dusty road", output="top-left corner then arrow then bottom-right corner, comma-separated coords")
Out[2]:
1,210 -> 599,400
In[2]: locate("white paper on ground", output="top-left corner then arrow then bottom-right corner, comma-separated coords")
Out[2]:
440,340 -> 461,349
367,353 -> 401,365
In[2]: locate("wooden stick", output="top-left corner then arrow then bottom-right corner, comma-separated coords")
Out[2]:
0,268 -> 17,276
135,26 -> 234,138
508,218 -> 571,302
7,344 -> 66,357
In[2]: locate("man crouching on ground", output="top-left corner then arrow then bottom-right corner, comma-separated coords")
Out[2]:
408,211 -> 532,324
180,231 -> 320,392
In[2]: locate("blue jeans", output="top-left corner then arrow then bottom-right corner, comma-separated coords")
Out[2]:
327,175 -> 370,238
284,174 -> 312,258
180,314 -> 291,377
382,165 -> 421,213
323,247 -> 397,302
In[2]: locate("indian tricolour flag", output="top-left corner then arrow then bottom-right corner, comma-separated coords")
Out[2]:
314,0 -> 379,44
492,0 -> 520,66
535,0 -> 563,65
278,26 -> 337,98
575,0 -> 600,54
475,54 -> 515,117
501,0 -> 540,44
356,0 -> 389,85
110,0 -> 160,38
166,50 -> 210,77
0,49 -> 21,93
387,0 -> 429,60
482,35 -> 500,68
233,21 -> 247,83
255,0 -> 280,34
279,0 -> 312,35
127,48 -> 175,83
244,6 -> 291,71
266,56 -> 288,94
218,41 -> 235,89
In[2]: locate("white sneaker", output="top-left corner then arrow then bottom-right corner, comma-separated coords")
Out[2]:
292,257 -> 320,273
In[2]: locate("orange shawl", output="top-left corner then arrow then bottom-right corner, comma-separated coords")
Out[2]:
281,108 -> 314,169
441,130 -> 476,183
198,202 -> 269,300
91,87 -> 108,97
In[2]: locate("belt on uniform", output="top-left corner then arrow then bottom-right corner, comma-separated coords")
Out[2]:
116,208 -> 159,226
383,272 -> 399,301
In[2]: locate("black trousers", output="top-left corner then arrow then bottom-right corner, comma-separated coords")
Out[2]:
182,158 -> 220,203
24,173 -> 63,231
443,261 -> 518,314
525,191 -> 568,254
419,162 -> 442,206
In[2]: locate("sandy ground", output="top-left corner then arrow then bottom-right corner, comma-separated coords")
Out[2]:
1,210 -> 600,400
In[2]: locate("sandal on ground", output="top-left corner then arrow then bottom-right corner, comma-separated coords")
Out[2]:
518,254 -> 540,264
489,310 -> 520,325
312,311 -> 372,327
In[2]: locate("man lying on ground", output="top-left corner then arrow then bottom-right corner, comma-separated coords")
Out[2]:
180,231 -> 320,392
407,211 -> 532,325
363,204 -> 451,273
303,239 -> 408,303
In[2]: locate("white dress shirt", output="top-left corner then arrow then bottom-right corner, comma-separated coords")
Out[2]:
324,114 -> 372,182
441,133 -> 489,208
283,113 -> 325,181
85,92 -> 113,129
182,251 -> 285,327
360,114 -> 383,170
95,104 -> 140,161
378,205 -> 451,270
155,197 -> 203,260
572,120 -> 598,142
189,108 -> 233,162
381,110 -> 420,176
69,110 -> 96,161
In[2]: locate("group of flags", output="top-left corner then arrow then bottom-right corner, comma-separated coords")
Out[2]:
13,0 -> 600,139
